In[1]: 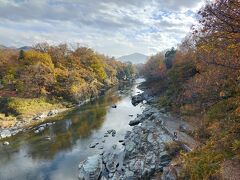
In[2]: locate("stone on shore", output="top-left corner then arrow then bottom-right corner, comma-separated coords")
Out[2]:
0,130 -> 12,138
3,141 -> 10,145
32,113 -> 47,120
89,142 -> 99,148
129,119 -> 141,126
47,109 -> 58,116
79,155 -> 102,180
111,105 -> 117,108
161,166 -> 177,180
131,93 -> 144,106
33,122 -> 54,134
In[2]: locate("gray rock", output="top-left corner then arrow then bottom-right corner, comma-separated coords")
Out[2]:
89,142 -> 99,148
112,130 -> 116,137
124,131 -> 132,139
131,93 -> 145,106
34,130 -> 40,134
145,151 -> 156,165
38,126 -> 45,132
112,144 -> 117,150
34,125 -> 46,134
147,133 -> 154,143
102,151 -> 120,173
107,129 -> 113,134
125,141 -> 136,153
124,169 -> 135,179
161,166 -> 177,180
3,141 -> 9,145
39,124 -> 47,128
47,109 -> 58,116
132,126 -> 142,134
160,153 -> 171,162
32,113 -> 47,120
0,130 -> 12,138
108,173 -> 114,178
129,119 -> 141,126
112,105 -> 117,108
100,176 -> 108,180
79,155 -> 102,180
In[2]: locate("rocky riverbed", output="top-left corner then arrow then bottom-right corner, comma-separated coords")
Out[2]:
78,91 -> 199,179
78,92 -> 184,179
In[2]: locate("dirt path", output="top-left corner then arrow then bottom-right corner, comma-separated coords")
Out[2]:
159,113 -> 200,151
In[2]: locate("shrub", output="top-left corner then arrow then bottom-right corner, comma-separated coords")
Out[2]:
0,97 -> 61,116
165,141 -> 183,157
207,98 -> 238,121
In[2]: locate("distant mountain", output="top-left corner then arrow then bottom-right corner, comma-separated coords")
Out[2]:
0,44 -> 32,51
0,45 -> 8,49
18,46 -> 32,51
118,53 -> 148,64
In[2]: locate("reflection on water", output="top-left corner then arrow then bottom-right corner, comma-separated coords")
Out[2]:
0,79 -> 144,180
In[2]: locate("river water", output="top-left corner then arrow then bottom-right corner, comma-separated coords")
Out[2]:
0,79 -> 145,180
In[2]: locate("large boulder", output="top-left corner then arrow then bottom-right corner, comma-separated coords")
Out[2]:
79,155 -> 102,180
102,151 -> 120,173
161,166 -> 177,180
129,114 -> 145,126
131,93 -> 145,106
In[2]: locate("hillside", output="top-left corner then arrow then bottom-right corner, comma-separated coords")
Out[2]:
118,53 -> 148,64
140,1 -> 240,179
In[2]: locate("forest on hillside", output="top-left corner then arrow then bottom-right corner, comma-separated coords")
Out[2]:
0,44 -> 134,101
0,44 -> 134,123
141,1 -> 240,179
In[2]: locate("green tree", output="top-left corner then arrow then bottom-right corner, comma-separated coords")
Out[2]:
18,50 -> 25,60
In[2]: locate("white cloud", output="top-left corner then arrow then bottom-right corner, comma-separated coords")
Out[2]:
0,0 -> 205,56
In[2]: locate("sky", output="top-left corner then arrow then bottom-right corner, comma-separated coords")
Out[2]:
0,0 -> 205,57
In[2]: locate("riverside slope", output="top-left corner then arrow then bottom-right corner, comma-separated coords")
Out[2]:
78,93 -> 199,179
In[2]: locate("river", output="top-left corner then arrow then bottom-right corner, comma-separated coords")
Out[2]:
0,79 -> 145,180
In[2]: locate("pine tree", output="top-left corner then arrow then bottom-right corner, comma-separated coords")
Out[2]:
18,49 -> 25,60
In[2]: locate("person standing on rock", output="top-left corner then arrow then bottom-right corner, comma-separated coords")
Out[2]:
173,132 -> 178,140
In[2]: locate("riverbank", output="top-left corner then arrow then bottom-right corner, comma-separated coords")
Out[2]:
0,105 -> 70,140
78,92 -> 199,179
0,91 -> 105,141
0,80 -> 135,141
0,79 -> 144,180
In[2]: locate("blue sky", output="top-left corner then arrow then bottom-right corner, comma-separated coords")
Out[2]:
0,0 -> 205,57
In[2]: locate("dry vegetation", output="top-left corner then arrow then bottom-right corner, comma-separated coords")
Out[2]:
141,0 -> 240,179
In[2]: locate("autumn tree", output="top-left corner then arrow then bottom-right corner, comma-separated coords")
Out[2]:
17,50 -> 55,97
182,0 -> 240,108
141,53 -> 166,80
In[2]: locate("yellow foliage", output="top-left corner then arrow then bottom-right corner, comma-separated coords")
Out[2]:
24,50 -> 54,71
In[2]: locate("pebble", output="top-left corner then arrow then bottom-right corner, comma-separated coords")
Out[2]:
3,141 -> 9,145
